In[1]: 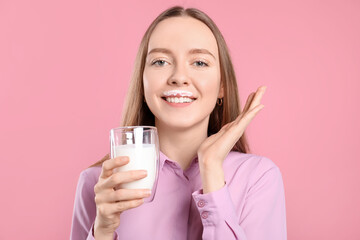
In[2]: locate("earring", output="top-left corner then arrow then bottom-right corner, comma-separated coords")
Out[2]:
216,98 -> 223,106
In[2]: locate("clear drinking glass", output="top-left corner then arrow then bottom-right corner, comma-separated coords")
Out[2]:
110,126 -> 160,203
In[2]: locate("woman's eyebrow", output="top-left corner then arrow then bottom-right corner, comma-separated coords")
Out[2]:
188,49 -> 216,60
147,48 -> 216,60
148,48 -> 172,55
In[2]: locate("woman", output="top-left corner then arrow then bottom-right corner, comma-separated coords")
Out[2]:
71,6 -> 287,240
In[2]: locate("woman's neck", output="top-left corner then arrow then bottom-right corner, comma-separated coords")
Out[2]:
156,119 -> 209,170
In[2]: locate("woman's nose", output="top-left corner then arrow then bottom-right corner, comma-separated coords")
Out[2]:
167,64 -> 190,86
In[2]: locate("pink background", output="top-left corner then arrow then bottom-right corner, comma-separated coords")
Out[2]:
1,0 -> 359,239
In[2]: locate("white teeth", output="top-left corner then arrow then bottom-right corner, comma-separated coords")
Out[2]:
163,90 -> 194,97
165,97 -> 194,103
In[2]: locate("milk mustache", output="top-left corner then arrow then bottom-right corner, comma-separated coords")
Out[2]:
114,144 -> 156,189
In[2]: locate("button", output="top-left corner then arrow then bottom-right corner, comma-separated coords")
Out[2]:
201,211 -> 209,219
197,200 -> 205,208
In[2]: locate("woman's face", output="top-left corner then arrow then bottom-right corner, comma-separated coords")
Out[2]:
143,16 -> 223,131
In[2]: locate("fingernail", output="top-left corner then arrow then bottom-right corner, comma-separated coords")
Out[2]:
140,170 -> 148,176
144,190 -> 151,195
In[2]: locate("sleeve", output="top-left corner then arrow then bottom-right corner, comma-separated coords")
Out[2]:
192,166 -> 287,240
70,170 -> 97,240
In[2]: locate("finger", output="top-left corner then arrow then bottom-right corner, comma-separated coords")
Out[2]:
249,86 -> 267,111
95,188 -> 151,204
222,104 -> 265,146
236,104 -> 265,133
97,198 -> 144,216
113,198 -> 145,214
100,157 -> 130,179
110,189 -> 151,202
102,170 -> 148,189
242,92 -> 256,113
235,92 -> 255,123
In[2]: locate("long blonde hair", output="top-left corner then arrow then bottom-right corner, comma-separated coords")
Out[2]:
90,6 -> 250,167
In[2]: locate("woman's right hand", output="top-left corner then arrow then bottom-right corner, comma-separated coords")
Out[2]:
93,156 -> 151,240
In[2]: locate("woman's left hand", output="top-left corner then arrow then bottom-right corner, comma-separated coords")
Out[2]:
197,86 -> 267,193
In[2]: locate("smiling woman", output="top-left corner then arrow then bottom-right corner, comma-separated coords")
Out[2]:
70,6 -> 287,240
143,16 -> 223,138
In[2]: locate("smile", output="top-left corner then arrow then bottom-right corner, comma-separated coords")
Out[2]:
161,90 -> 197,107
165,97 -> 195,103
161,96 -> 196,108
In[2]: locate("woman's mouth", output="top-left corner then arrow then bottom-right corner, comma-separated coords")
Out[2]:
163,97 -> 195,103
161,90 -> 197,107
161,96 -> 196,107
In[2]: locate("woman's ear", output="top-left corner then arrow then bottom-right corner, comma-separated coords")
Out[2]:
218,81 -> 224,98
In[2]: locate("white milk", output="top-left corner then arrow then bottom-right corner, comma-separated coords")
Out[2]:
113,144 -> 157,190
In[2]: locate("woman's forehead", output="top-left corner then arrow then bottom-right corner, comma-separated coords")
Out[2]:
147,16 -> 218,56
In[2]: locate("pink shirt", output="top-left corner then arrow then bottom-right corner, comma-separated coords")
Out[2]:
70,151 -> 287,239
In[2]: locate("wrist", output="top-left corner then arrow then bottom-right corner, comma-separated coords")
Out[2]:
94,227 -> 115,240
199,159 -> 225,194
198,155 -> 222,170
94,220 -> 116,240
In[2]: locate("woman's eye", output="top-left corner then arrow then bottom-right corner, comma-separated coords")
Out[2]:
193,61 -> 208,67
152,60 -> 167,66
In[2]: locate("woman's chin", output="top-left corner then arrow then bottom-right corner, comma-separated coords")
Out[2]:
155,117 -> 209,132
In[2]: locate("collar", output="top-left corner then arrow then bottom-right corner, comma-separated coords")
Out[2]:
159,150 -> 198,170
159,151 -> 168,170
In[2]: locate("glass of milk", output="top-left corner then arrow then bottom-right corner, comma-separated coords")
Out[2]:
110,126 -> 159,203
